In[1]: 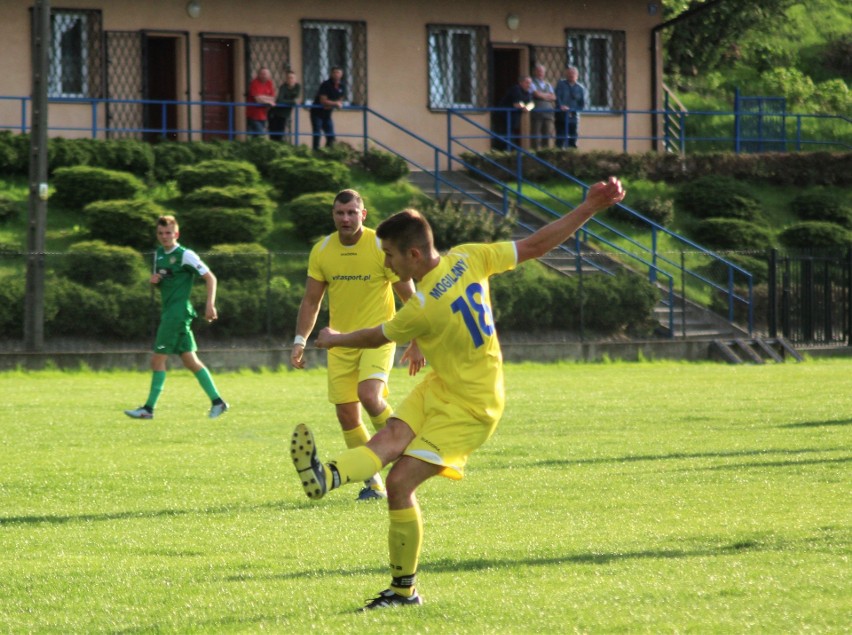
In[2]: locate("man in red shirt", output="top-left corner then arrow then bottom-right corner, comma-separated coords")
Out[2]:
247,67 -> 276,137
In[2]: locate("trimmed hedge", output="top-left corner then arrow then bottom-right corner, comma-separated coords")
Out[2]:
58,240 -> 146,286
175,160 -> 262,195
204,243 -> 270,286
182,184 -> 276,217
180,207 -> 273,248
53,166 -> 146,211
284,191 -> 337,244
675,175 -> 763,220
604,195 -> 674,228
267,156 -> 350,201
358,149 -> 409,182
777,221 -> 852,250
693,218 -> 773,251
418,198 -> 515,251
84,199 -> 168,251
790,189 -> 852,228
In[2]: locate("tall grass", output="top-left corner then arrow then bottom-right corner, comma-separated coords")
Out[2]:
1,360 -> 849,632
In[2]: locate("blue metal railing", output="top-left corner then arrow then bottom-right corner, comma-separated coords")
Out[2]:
446,108 -> 754,335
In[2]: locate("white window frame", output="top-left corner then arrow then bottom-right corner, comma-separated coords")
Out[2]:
302,21 -> 353,106
566,30 -> 614,111
50,11 -> 89,98
428,26 -> 478,109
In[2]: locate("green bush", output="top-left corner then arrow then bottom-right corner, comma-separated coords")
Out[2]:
153,142 -> 198,183
180,207 -> 272,248
176,160 -> 262,195
283,191 -> 337,244
268,277 -> 306,335
90,140 -> 156,178
727,253 -> 770,285
45,278 -> 120,337
0,274 -> 25,337
58,240 -> 146,286
182,184 -> 276,217
193,284 -> 264,338
53,166 -> 145,211
204,243 -> 270,286
0,195 -> 20,223
605,196 -> 674,228
675,175 -> 763,220
225,138 -> 298,177
47,138 -> 96,173
84,199 -> 167,251
359,149 -> 409,182
98,280 -> 154,339
790,190 -> 852,228
267,156 -> 350,201
0,131 -> 27,176
693,218 -> 773,251
778,221 -> 852,251
313,142 -> 358,164
418,199 -> 515,251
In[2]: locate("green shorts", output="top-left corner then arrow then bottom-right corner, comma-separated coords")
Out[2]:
326,342 -> 395,404
153,318 -> 197,355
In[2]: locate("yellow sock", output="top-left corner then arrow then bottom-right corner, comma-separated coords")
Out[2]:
369,404 -> 393,432
342,424 -> 370,449
388,504 -> 423,597
328,446 -> 383,487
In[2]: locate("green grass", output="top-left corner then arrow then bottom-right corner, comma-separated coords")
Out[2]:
1,360 -> 849,632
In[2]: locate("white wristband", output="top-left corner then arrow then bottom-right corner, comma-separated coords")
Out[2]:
293,335 -> 307,347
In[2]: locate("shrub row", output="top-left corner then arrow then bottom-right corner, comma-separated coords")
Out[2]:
464,149 -> 852,186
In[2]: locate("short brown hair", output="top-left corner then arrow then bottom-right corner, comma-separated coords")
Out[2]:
376,209 -> 433,253
157,215 -> 179,231
333,189 -> 363,209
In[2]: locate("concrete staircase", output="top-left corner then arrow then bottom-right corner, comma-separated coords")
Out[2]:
709,337 -> 803,364
407,169 -> 747,340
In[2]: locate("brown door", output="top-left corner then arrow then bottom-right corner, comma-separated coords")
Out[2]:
144,36 -> 178,141
201,38 -> 236,140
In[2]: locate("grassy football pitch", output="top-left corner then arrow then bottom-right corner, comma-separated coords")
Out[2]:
0,359 -> 849,632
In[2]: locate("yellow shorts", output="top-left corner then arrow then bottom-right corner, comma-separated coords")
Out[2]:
395,373 -> 501,481
327,343 -> 395,404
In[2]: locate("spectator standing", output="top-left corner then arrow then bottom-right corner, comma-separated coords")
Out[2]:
269,70 -> 301,143
530,64 -> 556,150
247,67 -> 276,137
311,67 -> 345,150
555,66 -> 586,149
495,75 -> 533,151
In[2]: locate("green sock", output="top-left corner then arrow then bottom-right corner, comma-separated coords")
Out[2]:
145,371 -> 166,410
194,367 -> 220,401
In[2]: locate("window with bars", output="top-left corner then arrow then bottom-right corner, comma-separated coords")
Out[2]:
565,29 -> 625,111
47,9 -> 103,98
301,20 -> 366,106
426,24 -> 488,110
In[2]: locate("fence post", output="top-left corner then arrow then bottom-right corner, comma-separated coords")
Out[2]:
576,235 -> 584,342
266,251 -> 273,339
768,249 -> 777,338
680,250 -> 687,338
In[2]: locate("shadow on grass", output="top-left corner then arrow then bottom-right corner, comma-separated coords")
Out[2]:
0,499 -> 306,527
781,418 -> 852,428
532,447 -> 843,468
243,539 -> 770,583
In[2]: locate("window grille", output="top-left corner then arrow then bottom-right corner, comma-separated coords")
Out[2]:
39,9 -> 103,99
426,24 -> 488,110
104,30 -> 143,138
301,20 -> 367,105
565,29 -> 625,111
246,36 -> 291,94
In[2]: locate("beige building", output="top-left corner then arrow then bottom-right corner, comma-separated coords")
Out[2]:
1,0 -> 664,164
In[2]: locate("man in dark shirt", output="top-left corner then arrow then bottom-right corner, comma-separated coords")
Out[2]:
311,67 -> 345,150
494,76 -> 533,151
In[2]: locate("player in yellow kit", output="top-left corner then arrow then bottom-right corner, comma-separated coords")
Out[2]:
291,189 -> 423,501
290,177 -> 626,610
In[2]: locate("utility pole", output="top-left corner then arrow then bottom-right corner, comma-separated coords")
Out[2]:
25,0 -> 50,351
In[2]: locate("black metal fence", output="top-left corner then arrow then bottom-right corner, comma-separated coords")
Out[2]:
768,249 -> 851,345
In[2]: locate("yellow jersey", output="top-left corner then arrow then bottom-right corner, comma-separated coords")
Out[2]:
382,242 -> 518,422
308,227 -> 399,333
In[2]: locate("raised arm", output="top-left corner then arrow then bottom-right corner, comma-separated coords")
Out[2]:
515,177 -> 625,265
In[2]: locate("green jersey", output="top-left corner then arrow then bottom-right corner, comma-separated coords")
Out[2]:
154,243 -> 209,321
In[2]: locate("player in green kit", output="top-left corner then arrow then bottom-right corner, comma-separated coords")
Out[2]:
291,189 -> 423,501
124,215 -> 228,420
289,176 -> 626,610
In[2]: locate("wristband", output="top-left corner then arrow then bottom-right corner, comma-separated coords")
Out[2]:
293,335 -> 307,347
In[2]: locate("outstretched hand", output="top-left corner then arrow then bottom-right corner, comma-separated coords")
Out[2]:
585,176 -> 626,211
